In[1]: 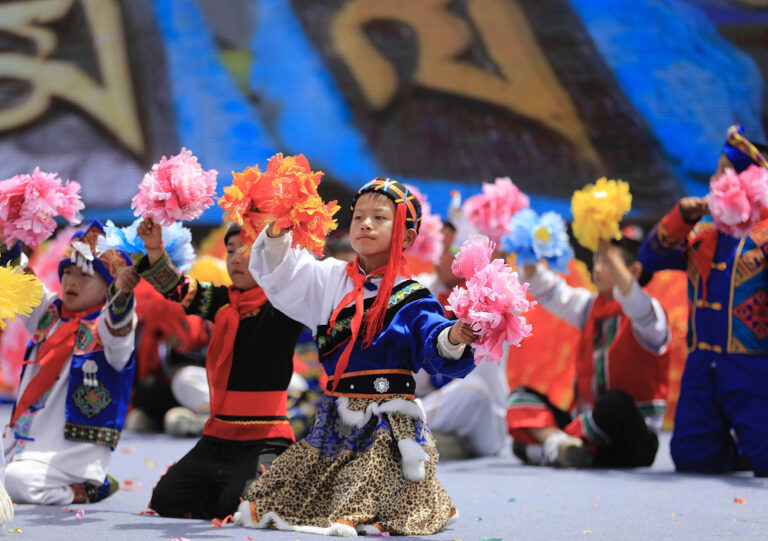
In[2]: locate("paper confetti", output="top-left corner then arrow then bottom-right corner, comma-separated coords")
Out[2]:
508,498 -> 517,502
144,456 -> 158,468
593,505 -> 600,509
212,514 -> 233,528
475,515 -> 483,521
75,509 -> 85,520
121,445 -> 138,454
172,537 -> 190,541
734,498 -> 746,504
8,528 -> 22,533
139,509 -> 158,516
582,530 -> 591,534
478,538 -> 502,541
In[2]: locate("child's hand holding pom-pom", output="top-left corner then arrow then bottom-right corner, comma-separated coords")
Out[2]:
132,148 -> 218,226
219,153 -> 339,255
98,218 -> 195,272
446,234 -> 535,364
0,168 -> 84,249
571,177 -> 632,252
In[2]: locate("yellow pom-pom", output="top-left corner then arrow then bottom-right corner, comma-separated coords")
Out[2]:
187,256 -> 232,287
571,178 -> 632,251
0,265 -> 43,330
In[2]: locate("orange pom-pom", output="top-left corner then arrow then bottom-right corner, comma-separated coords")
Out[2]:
218,154 -> 339,255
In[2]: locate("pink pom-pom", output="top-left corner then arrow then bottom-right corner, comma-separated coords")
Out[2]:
404,184 -> 444,264
451,234 -> 493,279
132,148 -> 217,226
0,168 -> 84,249
0,319 -> 30,393
709,165 -> 768,237
447,236 -> 535,364
28,226 -> 79,296
462,177 -> 529,242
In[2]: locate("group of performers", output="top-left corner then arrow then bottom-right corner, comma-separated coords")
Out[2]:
0,124 -> 766,536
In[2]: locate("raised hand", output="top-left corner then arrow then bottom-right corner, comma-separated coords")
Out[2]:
448,318 -> 479,346
136,217 -> 163,250
679,197 -> 708,224
114,267 -> 140,295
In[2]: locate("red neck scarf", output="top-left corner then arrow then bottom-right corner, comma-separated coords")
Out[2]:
576,293 -> 621,403
327,251 -> 411,392
686,228 -> 718,302
9,303 -> 102,428
207,286 -> 268,413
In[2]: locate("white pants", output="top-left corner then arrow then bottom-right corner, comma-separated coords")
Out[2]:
171,365 -> 210,413
5,459 -> 88,505
421,359 -> 511,457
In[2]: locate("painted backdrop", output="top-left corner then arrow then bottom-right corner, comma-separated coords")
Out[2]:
1,0 -> 767,225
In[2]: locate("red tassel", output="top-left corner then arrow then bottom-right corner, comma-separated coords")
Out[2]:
362,202 -> 406,346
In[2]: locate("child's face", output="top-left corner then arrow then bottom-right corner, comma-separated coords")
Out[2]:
60,265 -> 109,312
350,193 -> 397,259
226,234 -> 257,290
436,226 -> 462,288
591,250 -> 617,295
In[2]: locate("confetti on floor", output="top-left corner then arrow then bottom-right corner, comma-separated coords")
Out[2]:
734,498 -> 746,504
144,456 -> 158,468
7,528 -> 22,533
508,498 -> 516,502
121,446 -> 137,454
212,514 -> 233,528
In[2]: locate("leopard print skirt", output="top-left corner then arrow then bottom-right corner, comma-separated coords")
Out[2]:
243,395 -> 456,535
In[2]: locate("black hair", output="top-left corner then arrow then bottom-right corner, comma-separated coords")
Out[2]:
610,237 -> 654,287
224,224 -> 242,245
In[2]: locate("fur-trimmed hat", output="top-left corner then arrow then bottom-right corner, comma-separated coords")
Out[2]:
351,177 -> 422,232
58,219 -> 132,285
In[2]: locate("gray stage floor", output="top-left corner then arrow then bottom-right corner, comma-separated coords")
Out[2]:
3,405 -> 766,541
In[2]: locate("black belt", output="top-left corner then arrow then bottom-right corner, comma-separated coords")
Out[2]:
325,370 -> 415,398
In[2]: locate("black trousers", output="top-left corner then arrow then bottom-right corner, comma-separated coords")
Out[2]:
149,436 -> 292,519
512,386 -> 659,468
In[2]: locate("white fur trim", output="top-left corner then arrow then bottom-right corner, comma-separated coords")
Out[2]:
234,504 -> 294,531
356,524 -> 386,535
235,503 -> 359,537
335,396 -> 426,429
293,522 -> 358,537
398,438 -> 429,481
446,508 -> 460,527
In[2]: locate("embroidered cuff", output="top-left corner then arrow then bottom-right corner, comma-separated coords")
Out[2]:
107,283 -> 134,324
656,205 -> 696,249
136,251 -> 182,295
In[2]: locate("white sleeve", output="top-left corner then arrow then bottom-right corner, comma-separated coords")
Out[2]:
613,281 -> 669,354
524,264 -> 593,330
22,284 -> 58,336
248,229 -> 348,332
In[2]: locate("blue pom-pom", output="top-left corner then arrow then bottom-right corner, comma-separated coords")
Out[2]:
501,209 -> 573,273
98,219 -> 195,272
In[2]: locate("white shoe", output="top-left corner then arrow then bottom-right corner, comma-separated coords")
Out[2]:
164,407 -> 207,437
125,408 -> 159,433
542,432 -> 593,468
